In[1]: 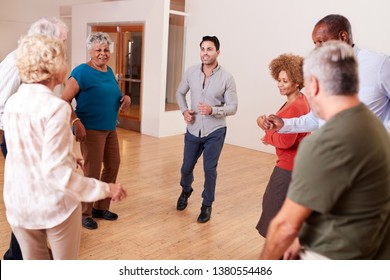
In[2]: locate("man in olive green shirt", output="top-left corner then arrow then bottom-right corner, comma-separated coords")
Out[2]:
260,41 -> 390,260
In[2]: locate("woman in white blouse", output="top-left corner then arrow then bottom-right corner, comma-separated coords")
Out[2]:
2,34 -> 127,260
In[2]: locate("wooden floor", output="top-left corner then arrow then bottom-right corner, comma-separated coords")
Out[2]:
0,128 -> 276,260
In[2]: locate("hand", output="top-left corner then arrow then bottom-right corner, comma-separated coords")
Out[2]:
198,102 -> 212,115
267,114 -> 284,131
261,136 -> 268,145
257,115 -> 269,130
76,158 -> 84,170
108,183 -> 128,202
283,237 -> 302,260
74,121 -> 87,142
120,95 -> 131,111
183,110 -> 195,124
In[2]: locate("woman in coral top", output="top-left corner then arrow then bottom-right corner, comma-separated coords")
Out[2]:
256,54 -> 310,238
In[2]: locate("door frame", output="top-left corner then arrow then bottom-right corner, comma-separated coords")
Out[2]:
91,24 -> 144,132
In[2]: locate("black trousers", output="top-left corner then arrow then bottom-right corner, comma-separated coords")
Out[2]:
2,133 -> 23,260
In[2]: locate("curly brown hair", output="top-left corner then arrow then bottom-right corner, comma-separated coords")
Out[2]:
269,54 -> 304,90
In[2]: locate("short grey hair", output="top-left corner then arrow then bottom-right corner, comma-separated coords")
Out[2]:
303,40 -> 359,96
27,17 -> 68,39
86,32 -> 112,51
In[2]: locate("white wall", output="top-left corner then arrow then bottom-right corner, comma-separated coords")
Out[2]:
0,0 -> 187,139
1,0 -> 390,153
184,0 -> 390,153
1,0 -> 58,59
72,0 -> 186,138
0,0 -> 106,60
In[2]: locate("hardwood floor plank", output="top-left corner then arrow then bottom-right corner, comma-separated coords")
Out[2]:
0,128 -> 276,259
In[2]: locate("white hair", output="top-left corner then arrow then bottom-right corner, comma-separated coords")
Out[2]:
27,17 -> 68,39
86,32 -> 112,51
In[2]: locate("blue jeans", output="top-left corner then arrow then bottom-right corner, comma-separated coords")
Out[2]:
180,127 -> 226,206
1,134 -> 23,260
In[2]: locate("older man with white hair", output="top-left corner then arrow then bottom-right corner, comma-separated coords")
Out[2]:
260,41 -> 390,260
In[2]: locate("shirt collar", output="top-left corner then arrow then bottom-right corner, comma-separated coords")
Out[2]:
201,63 -> 220,75
352,44 -> 360,57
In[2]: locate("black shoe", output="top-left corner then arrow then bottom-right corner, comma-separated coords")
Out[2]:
82,217 -> 98,230
176,189 -> 193,211
92,208 -> 118,221
197,204 -> 212,223
3,232 -> 23,260
48,247 -> 53,260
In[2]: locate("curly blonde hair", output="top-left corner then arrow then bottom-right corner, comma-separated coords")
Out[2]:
16,34 -> 67,84
269,54 -> 304,90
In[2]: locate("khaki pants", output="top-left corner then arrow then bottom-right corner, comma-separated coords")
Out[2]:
12,204 -> 82,260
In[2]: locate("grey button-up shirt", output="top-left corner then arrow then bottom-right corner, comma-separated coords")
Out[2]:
176,64 -> 238,137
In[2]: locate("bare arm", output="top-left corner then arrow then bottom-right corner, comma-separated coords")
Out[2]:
260,198 -> 312,260
120,95 -> 131,111
61,77 -> 79,121
61,77 -> 86,142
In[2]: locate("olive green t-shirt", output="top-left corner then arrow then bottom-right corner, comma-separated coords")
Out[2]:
288,104 -> 390,259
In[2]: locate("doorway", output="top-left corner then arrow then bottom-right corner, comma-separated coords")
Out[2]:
91,25 -> 144,132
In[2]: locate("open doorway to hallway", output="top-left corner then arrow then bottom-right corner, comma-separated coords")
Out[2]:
92,25 -> 143,132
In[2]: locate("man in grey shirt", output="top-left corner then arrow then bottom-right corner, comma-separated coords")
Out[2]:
175,36 -> 238,223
